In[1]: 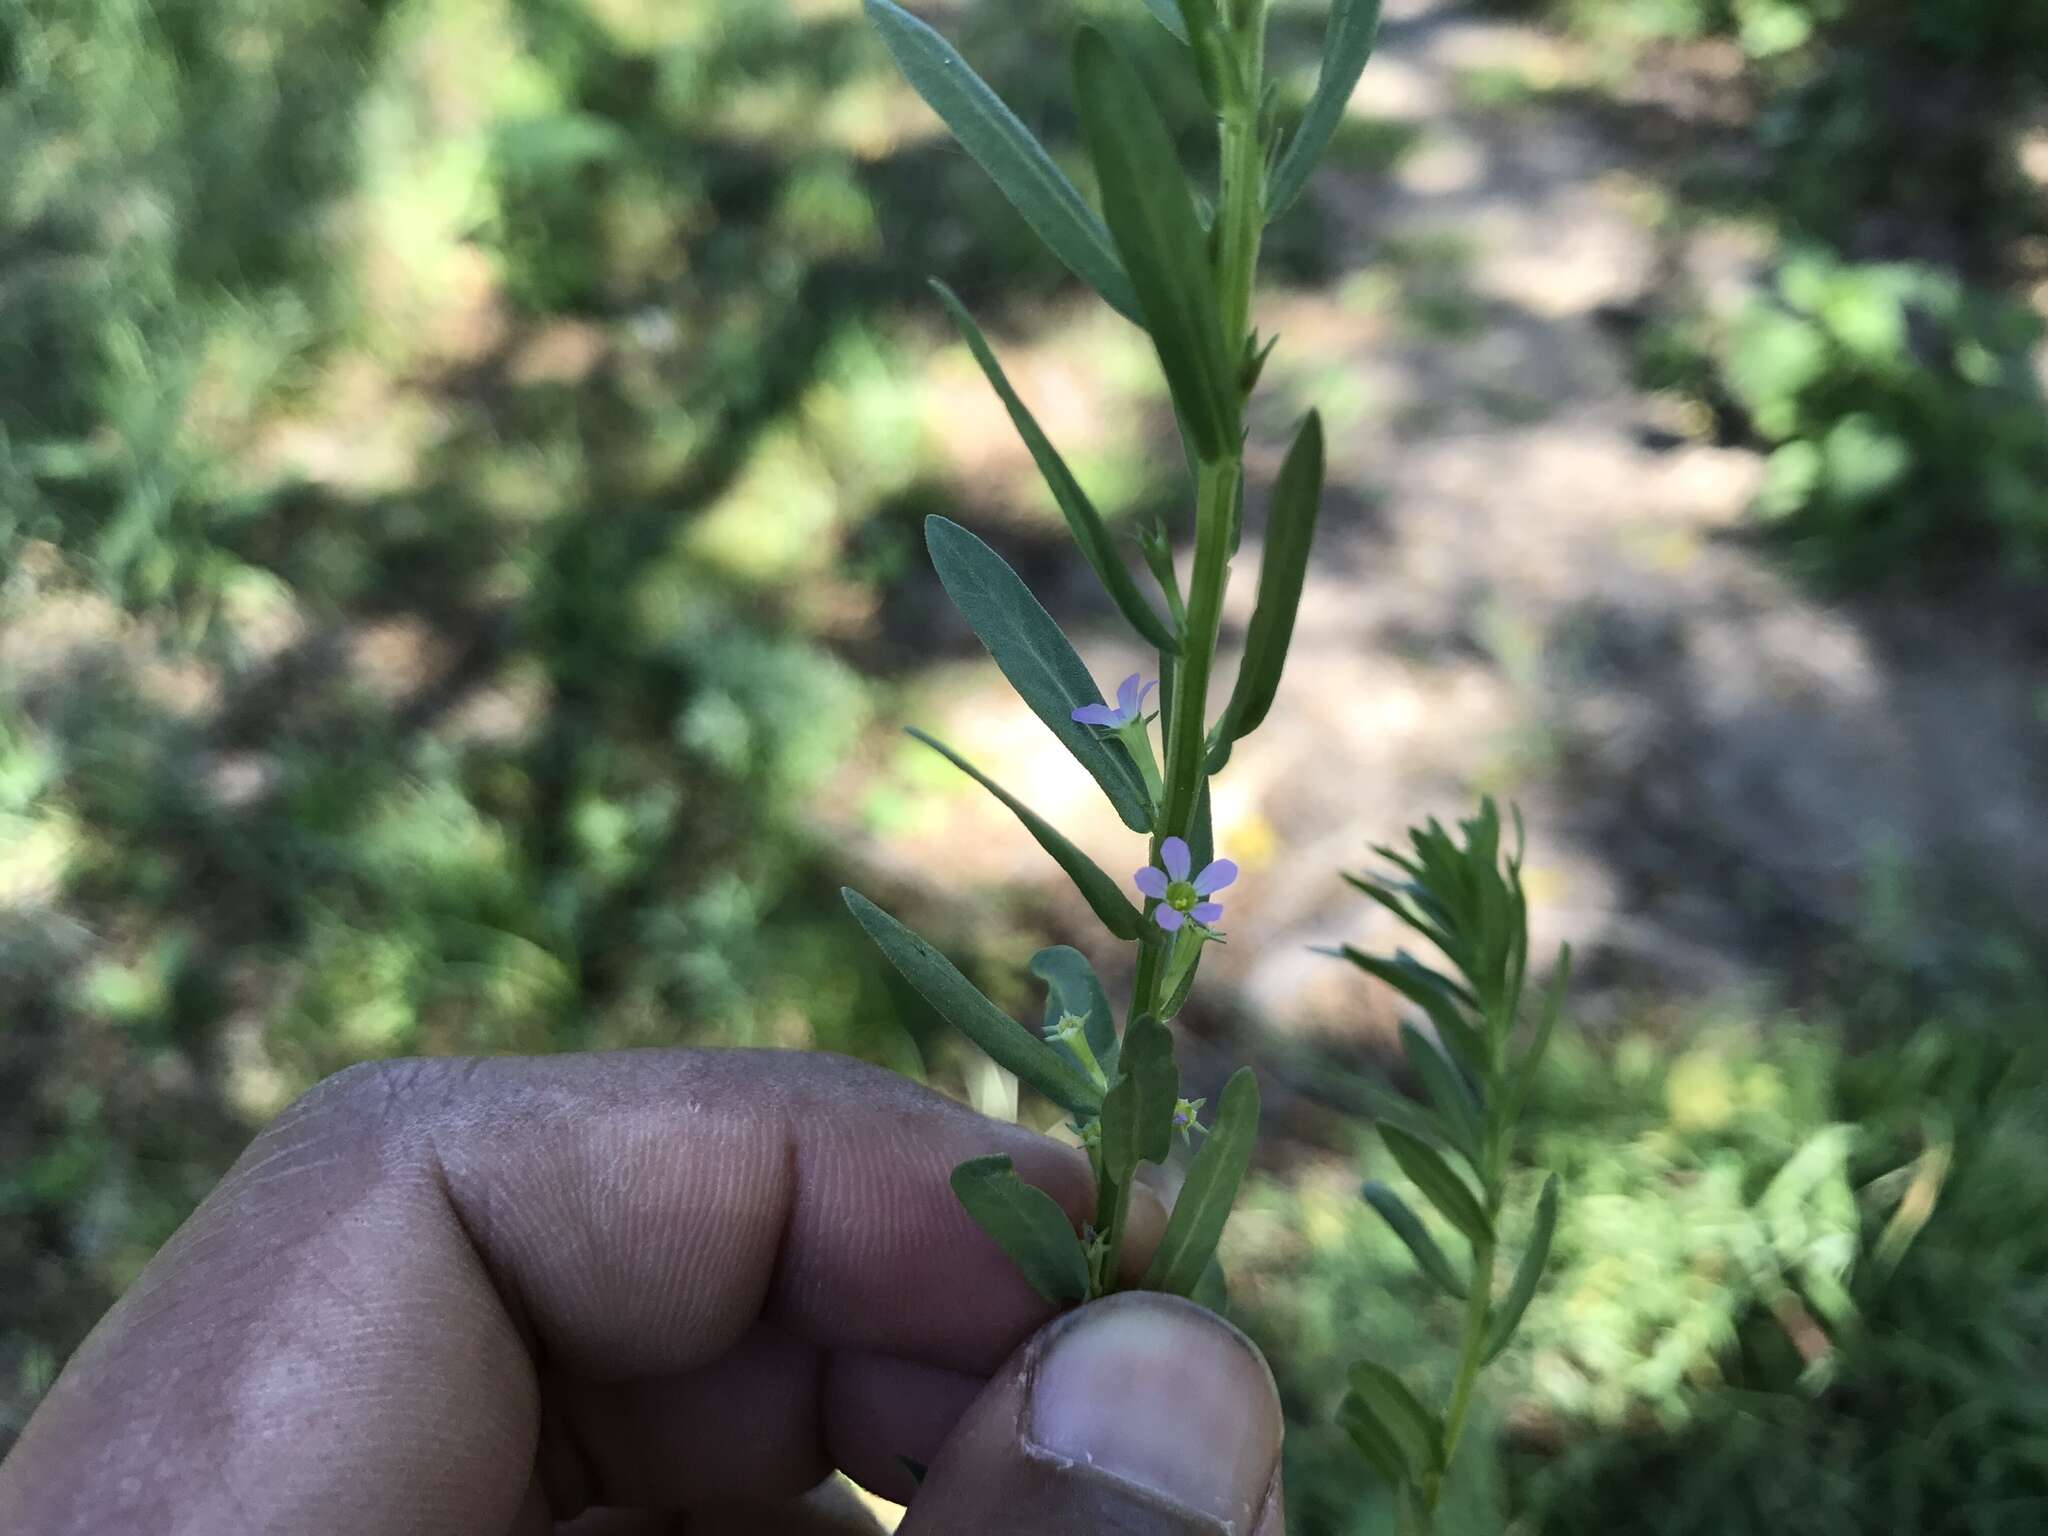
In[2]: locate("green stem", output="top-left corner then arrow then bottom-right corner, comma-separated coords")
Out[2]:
1156,17 -> 1266,845
1433,1115 -> 1508,1510
1116,5 -> 1272,1277
1130,0 -> 1270,1041
1101,1172 -> 1137,1293
1089,1141 -> 1117,1293
1213,69 -> 1265,370
1130,926 -> 1166,1021
1432,1231 -> 1494,1507
1157,458 -> 1235,843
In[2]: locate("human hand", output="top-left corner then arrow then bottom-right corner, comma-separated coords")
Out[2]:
0,1051 -> 1285,1534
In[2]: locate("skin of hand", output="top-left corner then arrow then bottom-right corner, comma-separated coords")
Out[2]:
0,1050 -> 1287,1535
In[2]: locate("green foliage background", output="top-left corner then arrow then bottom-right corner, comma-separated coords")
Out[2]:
1496,0 -> 2048,579
2,0 -> 2044,1530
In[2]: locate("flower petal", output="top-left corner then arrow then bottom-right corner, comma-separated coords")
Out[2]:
1154,904 -> 1186,932
1116,673 -> 1145,717
1191,902 -> 1225,925
1137,679 -> 1159,714
1134,866 -> 1170,899
1161,836 -> 1191,882
1071,703 -> 1120,726
1192,858 -> 1238,895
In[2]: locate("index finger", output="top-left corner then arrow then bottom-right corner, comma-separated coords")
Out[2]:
416,1049 -> 1104,1378
0,1049 -> 1149,1534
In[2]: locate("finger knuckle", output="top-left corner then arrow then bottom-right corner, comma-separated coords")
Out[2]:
274,1056 -> 453,1151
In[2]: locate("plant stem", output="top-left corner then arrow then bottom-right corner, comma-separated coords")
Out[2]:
1132,0 -> 1270,1031
1157,458 -> 1236,842
1213,46 -> 1266,369
1433,1115 -> 1508,1511
1432,1230 -> 1494,1506
1089,1142 -> 1117,1293
1130,928 -> 1166,1021
1156,26 -> 1267,842
1102,1171 -> 1137,1291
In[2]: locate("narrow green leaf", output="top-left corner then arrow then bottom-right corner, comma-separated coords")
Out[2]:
1138,517 -> 1183,628
908,728 -> 1144,940
929,282 -> 1178,654
1031,945 -> 1121,1085
1139,0 -> 1189,43
1338,1392 -> 1412,1486
1228,457 -> 1247,556
925,516 -> 1152,831
1099,1014 -> 1178,1182
1217,411 -> 1324,743
1172,0 -> 1237,111
1190,780 -> 1216,874
1072,28 -> 1240,462
1242,330 -> 1281,393
1158,941 -> 1202,1022
1191,1257 -> 1229,1313
1171,401 -> 1203,510
1143,1068 -> 1259,1295
1358,1081 -> 1452,1150
1347,1361 -> 1444,1475
1267,0 -> 1386,220
1363,1180 -> 1468,1299
1483,1174 -> 1559,1362
1379,1125 -> 1492,1247
1507,944 -> 1572,1121
864,0 -> 1140,319
1333,945 -> 1488,1079
1399,1022 -> 1483,1172
844,889 -> 1103,1115
950,1155 -> 1092,1305
1342,873 -> 1466,975
1469,796 -> 1502,869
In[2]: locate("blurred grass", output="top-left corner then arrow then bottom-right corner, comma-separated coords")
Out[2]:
3,0 -> 2046,1528
0,0 -> 1122,1433
1477,0 -> 2048,582
1242,972 -> 2048,1534
5,0 -> 1309,1440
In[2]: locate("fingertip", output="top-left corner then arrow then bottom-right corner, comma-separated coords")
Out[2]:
1253,1477 -> 1287,1536
1027,1293 -> 1282,1529
900,1292 -> 1284,1535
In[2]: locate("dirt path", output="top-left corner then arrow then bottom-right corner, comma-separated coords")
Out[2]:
853,0 -> 2048,1049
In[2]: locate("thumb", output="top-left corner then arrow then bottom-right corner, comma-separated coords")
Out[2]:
898,1292 -> 1286,1535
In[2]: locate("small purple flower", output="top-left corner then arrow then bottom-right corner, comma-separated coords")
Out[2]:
1134,836 -> 1237,933
1072,673 -> 1157,730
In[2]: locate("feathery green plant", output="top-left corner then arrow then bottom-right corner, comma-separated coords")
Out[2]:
1326,802 -> 1571,1532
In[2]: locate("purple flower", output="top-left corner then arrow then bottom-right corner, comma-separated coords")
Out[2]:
1072,673 -> 1157,730
1134,836 -> 1237,933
